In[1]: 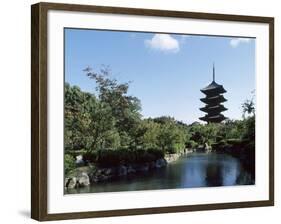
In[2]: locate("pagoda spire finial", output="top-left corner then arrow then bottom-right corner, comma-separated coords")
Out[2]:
213,63 -> 215,82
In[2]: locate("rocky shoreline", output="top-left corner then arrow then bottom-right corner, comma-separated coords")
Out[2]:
65,158 -> 168,189
64,150 -> 198,189
164,149 -> 193,163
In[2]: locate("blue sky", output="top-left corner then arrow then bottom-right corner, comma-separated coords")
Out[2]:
65,28 -> 255,124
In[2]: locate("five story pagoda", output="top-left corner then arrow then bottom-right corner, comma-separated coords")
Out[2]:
199,64 -> 227,123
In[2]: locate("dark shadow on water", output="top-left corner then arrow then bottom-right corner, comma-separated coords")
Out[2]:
205,162 -> 223,186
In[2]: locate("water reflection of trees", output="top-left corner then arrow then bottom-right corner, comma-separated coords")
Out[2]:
204,157 -> 254,187
205,163 -> 223,186
235,164 -> 255,185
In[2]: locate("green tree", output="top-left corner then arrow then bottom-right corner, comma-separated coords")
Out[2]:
64,83 -> 98,151
242,98 -> 255,118
64,154 -> 76,175
139,120 -> 161,149
84,66 -> 142,137
64,83 -> 117,152
155,119 -> 186,153
86,101 -> 117,152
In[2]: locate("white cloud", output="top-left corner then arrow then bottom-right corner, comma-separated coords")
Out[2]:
145,34 -> 180,53
230,38 -> 251,48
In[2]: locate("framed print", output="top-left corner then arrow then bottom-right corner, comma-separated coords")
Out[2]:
31,2 -> 274,221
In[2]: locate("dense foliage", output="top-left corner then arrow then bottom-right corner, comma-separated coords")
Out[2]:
83,148 -> 164,167
64,67 -> 255,173
64,154 -> 76,175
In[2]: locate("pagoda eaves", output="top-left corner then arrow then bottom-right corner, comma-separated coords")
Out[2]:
200,95 -> 227,104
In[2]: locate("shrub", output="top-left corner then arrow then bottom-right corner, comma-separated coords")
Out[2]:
147,148 -> 164,159
227,139 -> 243,145
83,151 -> 98,163
64,154 -> 76,175
93,148 -> 165,167
242,116 -> 255,140
186,140 -> 198,149
96,149 -> 121,166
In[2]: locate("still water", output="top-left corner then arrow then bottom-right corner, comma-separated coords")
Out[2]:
66,152 -> 254,194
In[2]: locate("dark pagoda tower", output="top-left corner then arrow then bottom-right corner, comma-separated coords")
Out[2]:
199,64 -> 227,123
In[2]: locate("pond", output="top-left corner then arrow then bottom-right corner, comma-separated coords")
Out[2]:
66,152 -> 255,194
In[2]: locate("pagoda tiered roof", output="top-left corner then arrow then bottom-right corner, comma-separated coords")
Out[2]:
199,114 -> 226,123
200,104 -> 227,113
199,64 -> 227,124
200,95 -> 227,104
200,81 -> 226,95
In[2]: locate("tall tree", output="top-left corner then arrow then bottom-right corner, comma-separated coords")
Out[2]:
242,95 -> 255,118
64,83 -> 117,152
84,66 -> 142,144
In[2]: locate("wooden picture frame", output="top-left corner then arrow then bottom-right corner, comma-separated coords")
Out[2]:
31,2 -> 274,221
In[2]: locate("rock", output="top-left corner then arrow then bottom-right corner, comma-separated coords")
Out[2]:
75,155 -> 85,166
65,177 -> 77,189
68,157 -> 170,186
118,165 -> 127,176
205,143 -> 212,152
90,173 -> 104,183
149,161 -> 156,169
155,158 -> 167,168
133,163 -> 149,172
197,145 -> 205,152
165,153 -> 181,163
96,169 -> 103,175
184,148 -> 194,154
95,174 -> 108,182
140,163 -> 149,172
89,167 -> 117,183
90,175 -> 99,183
65,166 -> 92,188
102,174 -> 111,181
127,165 -> 136,174
76,172 -> 90,187
104,167 -> 114,175
68,166 -> 93,177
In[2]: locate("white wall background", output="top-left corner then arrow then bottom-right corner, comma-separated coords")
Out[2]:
0,0 -> 279,223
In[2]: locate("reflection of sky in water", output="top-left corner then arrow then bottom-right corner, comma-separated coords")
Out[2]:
180,158 -> 207,187
221,158 -> 239,185
178,154 -> 240,187
65,152 -> 254,194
